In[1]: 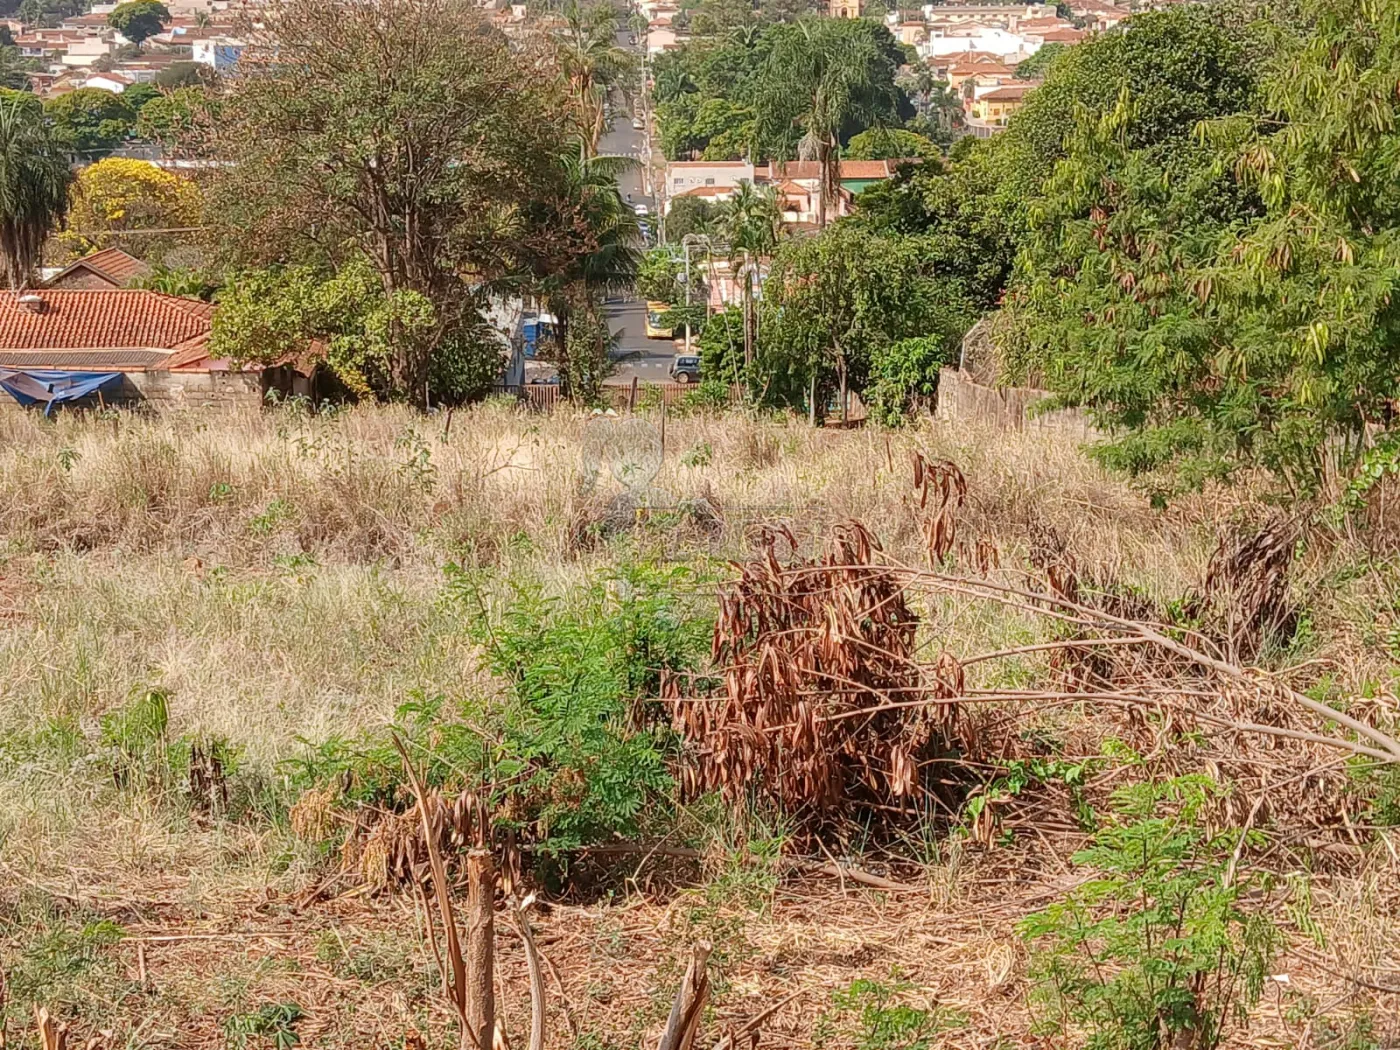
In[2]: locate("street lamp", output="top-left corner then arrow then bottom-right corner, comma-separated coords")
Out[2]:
680,233 -> 712,356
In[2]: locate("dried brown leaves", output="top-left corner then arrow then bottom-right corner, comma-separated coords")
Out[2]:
672,521 -> 960,824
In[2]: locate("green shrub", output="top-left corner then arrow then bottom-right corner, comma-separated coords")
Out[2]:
288,561 -> 714,857
813,977 -> 965,1050
866,336 -> 950,427
1019,776 -> 1277,1050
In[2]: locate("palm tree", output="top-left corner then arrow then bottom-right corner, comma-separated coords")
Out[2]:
554,0 -> 634,156
0,97 -> 72,290
529,149 -> 643,398
717,179 -> 782,371
754,21 -> 902,227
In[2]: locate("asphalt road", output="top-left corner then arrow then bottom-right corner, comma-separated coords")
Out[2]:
528,28 -> 678,387
596,31 -> 677,385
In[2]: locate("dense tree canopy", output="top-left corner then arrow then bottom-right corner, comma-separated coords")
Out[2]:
44,88 -> 135,158
755,225 -> 975,414
197,0 -> 580,400
653,16 -> 909,166
1009,0 -> 1400,498
108,0 -> 171,48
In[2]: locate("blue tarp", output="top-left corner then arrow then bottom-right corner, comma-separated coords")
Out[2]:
0,370 -> 123,416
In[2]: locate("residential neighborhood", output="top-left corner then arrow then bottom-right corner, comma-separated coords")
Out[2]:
1,0 -> 1399,1048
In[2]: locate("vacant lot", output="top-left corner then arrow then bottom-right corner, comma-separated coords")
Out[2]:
0,402 -> 1395,1050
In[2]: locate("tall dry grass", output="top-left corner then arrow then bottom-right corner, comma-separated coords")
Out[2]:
0,401 -> 1396,1048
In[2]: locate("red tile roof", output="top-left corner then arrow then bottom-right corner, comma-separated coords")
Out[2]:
768,160 -> 902,180
0,290 -> 212,354
979,84 -> 1037,101
43,247 -> 152,288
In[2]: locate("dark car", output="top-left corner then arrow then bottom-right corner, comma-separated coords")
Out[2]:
670,355 -> 701,384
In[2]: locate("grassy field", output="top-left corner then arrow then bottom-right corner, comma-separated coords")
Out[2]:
0,401 -> 1396,1050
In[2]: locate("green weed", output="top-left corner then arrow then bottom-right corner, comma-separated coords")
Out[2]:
223,1002 -> 305,1050
813,977 -> 965,1050
1020,776 -> 1278,1050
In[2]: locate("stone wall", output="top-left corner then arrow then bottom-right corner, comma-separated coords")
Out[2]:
935,367 -> 1095,437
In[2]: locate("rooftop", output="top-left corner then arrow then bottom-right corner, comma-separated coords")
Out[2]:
43,247 -> 152,288
0,289 -> 212,359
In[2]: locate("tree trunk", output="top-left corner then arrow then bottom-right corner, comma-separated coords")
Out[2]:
464,849 -> 495,1050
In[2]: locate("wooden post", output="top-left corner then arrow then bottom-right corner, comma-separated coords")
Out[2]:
839,357 -> 848,425
808,373 -> 817,428
629,375 -> 639,413
465,849 -> 495,1050
659,394 -> 667,456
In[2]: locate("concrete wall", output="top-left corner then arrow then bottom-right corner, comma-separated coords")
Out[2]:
0,369 -> 264,416
935,367 -> 1094,436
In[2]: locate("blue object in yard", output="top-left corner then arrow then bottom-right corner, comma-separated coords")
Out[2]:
0,370 -> 123,416
522,313 -> 557,359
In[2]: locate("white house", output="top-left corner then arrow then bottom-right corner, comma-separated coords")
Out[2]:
82,71 -> 133,93
192,36 -> 244,70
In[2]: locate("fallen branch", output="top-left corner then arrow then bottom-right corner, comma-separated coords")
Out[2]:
511,899 -> 547,1050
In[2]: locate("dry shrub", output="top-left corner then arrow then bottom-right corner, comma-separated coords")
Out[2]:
671,522 -> 961,825
1192,515 -> 1298,662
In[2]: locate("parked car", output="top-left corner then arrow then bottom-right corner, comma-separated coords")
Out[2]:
670,354 -> 701,383
645,301 -> 673,339
633,202 -> 649,217
631,116 -> 645,131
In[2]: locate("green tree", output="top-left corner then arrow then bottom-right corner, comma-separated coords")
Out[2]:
717,179 -> 782,373
121,82 -> 159,111
635,246 -> 683,304
0,37 -> 37,90
107,0 -> 171,48
758,223 -> 974,416
213,259 -> 504,403
134,86 -> 203,146
845,127 -> 939,160
1010,0 -> 1400,499
663,194 -> 718,242
865,335 -> 950,426
553,0 -> 632,155
752,18 -> 907,226
1014,42 -> 1066,80
44,88 -> 135,158
197,0 -> 570,400
517,151 -> 641,399
0,95 -> 72,287
152,61 -> 204,89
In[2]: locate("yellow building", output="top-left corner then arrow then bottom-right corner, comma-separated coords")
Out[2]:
829,0 -> 862,17
969,83 -> 1035,127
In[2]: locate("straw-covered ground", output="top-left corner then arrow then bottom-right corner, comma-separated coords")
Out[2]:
0,401 -> 1395,1050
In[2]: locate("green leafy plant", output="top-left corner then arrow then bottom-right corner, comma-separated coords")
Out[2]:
100,688 -> 170,790
1019,776 -> 1277,1050
288,561 -> 713,859
223,1002 -> 304,1050
813,977 -> 964,1050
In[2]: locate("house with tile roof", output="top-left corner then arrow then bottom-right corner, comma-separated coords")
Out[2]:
43,248 -> 153,291
0,289 -> 316,411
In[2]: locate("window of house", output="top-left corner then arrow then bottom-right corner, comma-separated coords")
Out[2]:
705,178 -> 715,186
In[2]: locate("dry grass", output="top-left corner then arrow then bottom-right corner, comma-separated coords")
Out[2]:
0,401 -> 1396,1049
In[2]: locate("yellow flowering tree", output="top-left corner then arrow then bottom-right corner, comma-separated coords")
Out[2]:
58,157 -> 202,265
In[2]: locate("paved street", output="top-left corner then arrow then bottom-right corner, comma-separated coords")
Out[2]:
528,27 -> 681,387
597,29 -> 678,385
